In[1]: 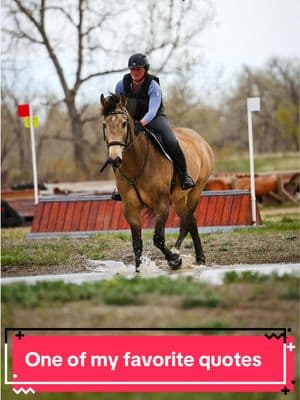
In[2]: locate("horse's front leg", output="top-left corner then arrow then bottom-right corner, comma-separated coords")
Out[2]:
153,207 -> 182,269
130,225 -> 143,272
123,204 -> 143,272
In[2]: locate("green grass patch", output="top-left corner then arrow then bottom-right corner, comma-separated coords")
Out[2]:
218,241 -> 232,252
280,286 -> 300,300
224,271 -> 268,284
103,291 -> 143,306
215,152 -> 300,173
1,276 -> 207,307
1,235 -> 108,266
224,271 -> 298,284
233,219 -> 300,234
3,275 -> 298,307
181,293 -> 220,308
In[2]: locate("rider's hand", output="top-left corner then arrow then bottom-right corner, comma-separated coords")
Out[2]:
134,121 -> 144,134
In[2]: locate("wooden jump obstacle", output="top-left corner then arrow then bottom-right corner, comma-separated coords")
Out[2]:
28,190 -> 261,239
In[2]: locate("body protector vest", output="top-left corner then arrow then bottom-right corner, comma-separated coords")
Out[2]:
122,73 -> 165,121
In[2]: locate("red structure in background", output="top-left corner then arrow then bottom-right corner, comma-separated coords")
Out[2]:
29,190 -> 261,238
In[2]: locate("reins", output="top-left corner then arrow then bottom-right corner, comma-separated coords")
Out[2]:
118,133 -> 150,207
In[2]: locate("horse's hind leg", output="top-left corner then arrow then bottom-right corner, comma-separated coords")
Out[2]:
175,189 -> 206,264
175,216 -> 190,250
176,213 -> 205,264
189,214 -> 205,264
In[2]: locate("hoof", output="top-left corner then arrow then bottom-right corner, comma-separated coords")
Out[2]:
196,255 -> 206,265
168,253 -> 182,269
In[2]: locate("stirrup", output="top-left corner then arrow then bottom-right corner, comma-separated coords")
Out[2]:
181,175 -> 195,190
111,189 -> 122,201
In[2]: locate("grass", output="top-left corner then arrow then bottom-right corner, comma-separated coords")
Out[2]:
279,286 -> 300,300
224,271 -> 269,284
1,212 -> 300,268
214,152 -> 300,173
233,218 -> 300,234
1,276 -> 204,307
181,294 -> 220,308
2,274 -> 298,308
0,234 -> 109,267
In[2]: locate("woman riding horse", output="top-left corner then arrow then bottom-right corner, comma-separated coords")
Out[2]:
112,53 -> 195,200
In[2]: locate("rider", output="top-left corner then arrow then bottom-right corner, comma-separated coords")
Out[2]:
112,52 -> 195,200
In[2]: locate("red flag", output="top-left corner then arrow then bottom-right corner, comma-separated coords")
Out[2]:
18,104 -> 30,117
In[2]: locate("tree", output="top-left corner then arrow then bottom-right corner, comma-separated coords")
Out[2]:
164,74 -> 221,147
2,0 -> 215,176
268,58 -> 300,151
220,57 -> 300,154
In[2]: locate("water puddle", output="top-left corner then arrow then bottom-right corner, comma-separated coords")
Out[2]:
1,257 -> 299,285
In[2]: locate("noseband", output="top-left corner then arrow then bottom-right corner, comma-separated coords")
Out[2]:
103,111 -> 131,149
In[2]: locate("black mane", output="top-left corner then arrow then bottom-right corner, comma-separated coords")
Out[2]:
101,93 -> 120,116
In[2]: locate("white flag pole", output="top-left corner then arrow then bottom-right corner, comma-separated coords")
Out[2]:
247,97 -> 260,225
29,105 -> 39,205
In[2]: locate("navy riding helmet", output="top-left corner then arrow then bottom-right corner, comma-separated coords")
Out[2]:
128,53 -> 150,70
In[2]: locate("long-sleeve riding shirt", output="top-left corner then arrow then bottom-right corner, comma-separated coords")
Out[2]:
115,79 -> 162,125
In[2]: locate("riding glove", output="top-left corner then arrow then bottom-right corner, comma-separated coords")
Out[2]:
134,121 -> 144,134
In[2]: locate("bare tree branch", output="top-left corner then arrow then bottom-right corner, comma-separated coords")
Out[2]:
3,0 -> 215,176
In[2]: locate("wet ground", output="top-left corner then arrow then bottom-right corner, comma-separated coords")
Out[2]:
2,255 -> 299,285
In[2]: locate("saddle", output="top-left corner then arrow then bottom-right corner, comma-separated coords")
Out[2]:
142,127 -> 173,163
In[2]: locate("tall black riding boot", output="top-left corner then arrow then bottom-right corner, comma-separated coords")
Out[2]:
172,143 -> 195,190
111,189 -> 122,201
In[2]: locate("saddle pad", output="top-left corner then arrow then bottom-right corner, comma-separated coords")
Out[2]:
143,127 -> 173,163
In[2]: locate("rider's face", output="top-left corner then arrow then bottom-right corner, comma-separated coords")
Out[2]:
130,67 -> 146,81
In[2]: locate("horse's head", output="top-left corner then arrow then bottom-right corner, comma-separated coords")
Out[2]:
100,93 -> 132,169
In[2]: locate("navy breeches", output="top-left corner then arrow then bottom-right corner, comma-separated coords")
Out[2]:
147,115 -> 178,155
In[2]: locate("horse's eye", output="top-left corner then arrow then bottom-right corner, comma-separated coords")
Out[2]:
122,121 -> 127,128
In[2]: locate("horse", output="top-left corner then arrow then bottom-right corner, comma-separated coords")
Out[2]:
100,93 -> 215,272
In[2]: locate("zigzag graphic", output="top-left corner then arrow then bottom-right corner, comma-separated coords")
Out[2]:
265,333 -> 285,340
13,387 -> 35,395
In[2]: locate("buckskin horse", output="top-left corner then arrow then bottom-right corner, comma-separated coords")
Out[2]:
100,93 -> 214,272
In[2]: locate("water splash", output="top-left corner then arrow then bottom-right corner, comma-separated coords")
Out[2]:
85,256 -> 167,278
86,260 -> 134,276
138,256 -> 167,277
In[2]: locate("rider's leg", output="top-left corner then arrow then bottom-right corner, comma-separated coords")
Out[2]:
147,116 -> 195,190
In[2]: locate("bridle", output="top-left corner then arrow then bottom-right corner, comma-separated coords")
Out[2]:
100,109 -> 151,207
102,111 -> 131,149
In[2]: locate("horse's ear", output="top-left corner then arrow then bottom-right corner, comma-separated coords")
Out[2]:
100,94 -> 105,106
119,93 -> 127,108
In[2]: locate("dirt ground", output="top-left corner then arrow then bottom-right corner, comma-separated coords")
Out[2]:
2,228 -> 299,278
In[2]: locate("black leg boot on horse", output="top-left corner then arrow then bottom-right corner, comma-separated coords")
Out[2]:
172,142 -> 195,190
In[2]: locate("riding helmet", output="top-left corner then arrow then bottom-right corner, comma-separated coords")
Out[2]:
128,53 -> 150,70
